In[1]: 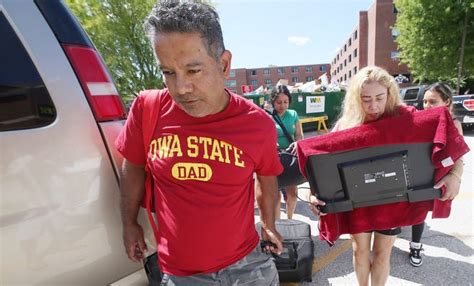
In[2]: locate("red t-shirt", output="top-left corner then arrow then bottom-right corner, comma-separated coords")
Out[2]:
116,89 -> 282,276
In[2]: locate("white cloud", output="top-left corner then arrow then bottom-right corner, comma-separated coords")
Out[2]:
332,47 -> 341,54
288,36 -> 311,46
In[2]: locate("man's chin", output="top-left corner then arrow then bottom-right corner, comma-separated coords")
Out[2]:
178,104 -> 208,118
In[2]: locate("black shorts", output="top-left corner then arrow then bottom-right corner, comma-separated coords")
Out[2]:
365,227 -> 401,236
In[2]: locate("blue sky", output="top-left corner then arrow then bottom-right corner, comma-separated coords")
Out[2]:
215,0 -> 373,69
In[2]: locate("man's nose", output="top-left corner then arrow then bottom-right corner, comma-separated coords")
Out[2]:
175,75 -> 193,95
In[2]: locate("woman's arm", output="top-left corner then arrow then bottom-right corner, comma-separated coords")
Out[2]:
294,121 -> 304,141
435,119 -> 464,201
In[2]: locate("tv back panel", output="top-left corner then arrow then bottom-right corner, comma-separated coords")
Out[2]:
304,143 -> 441,213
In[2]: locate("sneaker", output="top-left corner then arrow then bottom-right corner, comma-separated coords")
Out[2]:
409,244 -> 424,267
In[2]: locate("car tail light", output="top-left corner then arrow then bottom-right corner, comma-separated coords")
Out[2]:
463,99 -> 474,111
62,44 -> 126,121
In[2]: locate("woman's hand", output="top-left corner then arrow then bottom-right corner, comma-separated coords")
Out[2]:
308,195 -> 327,216
435,172 -> 461,201
288,141 -> 298,155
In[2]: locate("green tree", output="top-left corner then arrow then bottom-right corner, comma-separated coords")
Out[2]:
394,0 -> 473,93
66,0 -> 162,99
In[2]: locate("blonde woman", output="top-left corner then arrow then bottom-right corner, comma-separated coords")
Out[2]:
307,67 -> 465,285
307,66 -> 413,286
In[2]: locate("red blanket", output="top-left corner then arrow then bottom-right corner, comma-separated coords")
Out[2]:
297,106 -> 469,245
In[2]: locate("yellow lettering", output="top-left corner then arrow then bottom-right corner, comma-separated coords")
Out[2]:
157,135 -> 173,159
234,148 -> 245,167
172,163 -> 212,181
168,135 -> 183,158
199,137 -> 212,159
210,139 -> 225,162
219,141 -> 232,164
187,136 -> 199,157
149,139 -> 158,161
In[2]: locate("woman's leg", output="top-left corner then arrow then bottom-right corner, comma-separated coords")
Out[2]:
371,232 -> 396,286
410,222 -> 425,266
275,191 -> 281,220
411,222 -> 424,243
285,185 -> 298,219
350,233 -> 372,286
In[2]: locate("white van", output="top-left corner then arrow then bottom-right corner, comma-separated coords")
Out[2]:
0,0 -> 154,284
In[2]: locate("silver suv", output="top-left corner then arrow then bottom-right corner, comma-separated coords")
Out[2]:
0,0 -> 153,284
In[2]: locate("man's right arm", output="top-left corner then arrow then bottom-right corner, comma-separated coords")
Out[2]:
120,159 -> 148,262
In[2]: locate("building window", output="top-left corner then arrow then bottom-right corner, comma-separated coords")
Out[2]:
349,70 -> 352,78
264,79 -> 272,84
291,67 -> 298,73
349,54 -> 352,62
278,67 -> 285,74
344,74 -> 347,81
224,80 -> 236,87
306,76 -> 313,82
320,65 -> 326,72
337,54 -> 339,61
250,70 -> 257,76
337,67 -> 339,73
348,38 -> 352,46
344,44 -> 347,52
353,49 -> 358,58
263,68 -> 271,75
354,30 -> 358,40
229,70 -> 236,77
391,51 -> 400,60
344,59 -> 347,67
391,28 -> 400,40
354,66 -> 357,74
305,66 -> 313,72
292,77 -> 299,83
339,63 -> 342,70
251,79 -> 258,85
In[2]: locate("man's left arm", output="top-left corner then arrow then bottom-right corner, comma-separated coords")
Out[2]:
255,175 -> 283,254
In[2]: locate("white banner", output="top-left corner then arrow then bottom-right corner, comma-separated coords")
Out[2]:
306,96 -> 325,113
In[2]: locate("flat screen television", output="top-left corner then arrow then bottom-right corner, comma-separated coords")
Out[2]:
304,143 -> 441,213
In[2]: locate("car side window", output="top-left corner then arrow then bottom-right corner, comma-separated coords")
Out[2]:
0,13 -> 56,132
403,89 -> 419,101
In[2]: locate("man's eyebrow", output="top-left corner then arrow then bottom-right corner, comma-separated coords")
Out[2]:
158,62 -> 203,70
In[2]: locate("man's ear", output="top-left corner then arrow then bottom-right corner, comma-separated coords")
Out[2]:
220,50 -> 232,78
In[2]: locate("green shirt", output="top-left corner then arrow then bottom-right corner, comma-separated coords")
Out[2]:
273,109 -> 300,149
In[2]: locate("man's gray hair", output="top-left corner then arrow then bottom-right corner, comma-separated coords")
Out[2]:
144,0 -> 225,60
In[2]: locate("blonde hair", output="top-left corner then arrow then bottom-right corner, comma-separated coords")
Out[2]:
336,66 -> 403,130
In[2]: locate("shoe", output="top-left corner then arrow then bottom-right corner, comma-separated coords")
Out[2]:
409,244 -> 424,267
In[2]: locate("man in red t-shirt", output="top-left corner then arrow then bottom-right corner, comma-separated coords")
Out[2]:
115,1 -> 283,284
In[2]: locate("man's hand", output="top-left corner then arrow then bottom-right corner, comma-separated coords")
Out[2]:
120,160 -> 147,262
123,222 -> 148,262
435,172 -> 461,201
261,226 -> 283,255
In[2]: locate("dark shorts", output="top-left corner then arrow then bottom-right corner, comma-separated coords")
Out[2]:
366,227 -> 401,236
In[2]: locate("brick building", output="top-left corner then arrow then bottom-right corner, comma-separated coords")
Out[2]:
331,0 -> 411,86
225,64 -> 331,95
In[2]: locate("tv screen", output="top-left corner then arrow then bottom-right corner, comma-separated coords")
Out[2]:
304,143 -> 441,213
